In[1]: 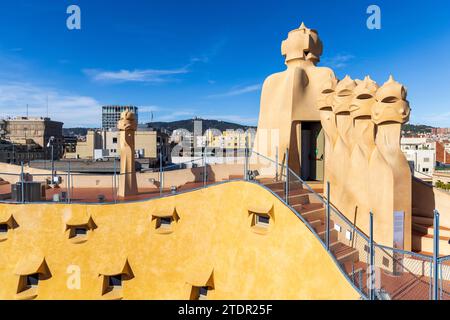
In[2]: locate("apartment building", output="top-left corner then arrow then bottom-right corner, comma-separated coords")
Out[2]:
401,137 -> 436,174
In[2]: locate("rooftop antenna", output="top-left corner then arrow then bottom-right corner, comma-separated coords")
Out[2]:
26,104 -> 29,118
46,95 -> 49,118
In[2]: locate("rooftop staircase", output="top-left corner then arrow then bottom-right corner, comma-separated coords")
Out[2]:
412,208 -> 450,256
258,179 -> 362,283
257,177 -> 446,300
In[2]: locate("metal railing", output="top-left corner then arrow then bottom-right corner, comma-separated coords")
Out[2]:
0,150 -> 448,300
0,153 -> 248,204
250,149 -> 447,300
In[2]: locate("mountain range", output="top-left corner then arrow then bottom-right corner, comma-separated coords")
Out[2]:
63,118 -> 257,136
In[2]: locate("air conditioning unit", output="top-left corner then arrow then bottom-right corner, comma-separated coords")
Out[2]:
52,176 -> 62,185
11,182 -> 43,202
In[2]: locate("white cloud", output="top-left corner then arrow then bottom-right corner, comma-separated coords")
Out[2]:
83,68 -> 189,83
322,54 -> 355,69
138,105 -> 161,113
0,82 -> 101,127
416,111 -> 450,127
207,84 -> 262,98
156,111 -> 196,122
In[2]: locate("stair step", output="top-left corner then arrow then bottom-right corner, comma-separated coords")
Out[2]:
412,215 -> 434,226
301,208 -> 326,222
412,223 -> 450,238
314,221 -> 335,234
342,261 -> 367,290
301,203 -> 324,212
331,242 -> 360,264
287,193 -> 310,206
263,180 -> 303,190
274,189 -> 310,197
412,231 -> 450,255
318,229 -> 338,243
309,219 -> 322,229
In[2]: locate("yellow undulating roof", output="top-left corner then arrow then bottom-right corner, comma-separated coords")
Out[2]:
0,181 -> 360,300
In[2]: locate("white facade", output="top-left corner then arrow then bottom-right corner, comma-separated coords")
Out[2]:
401,138 -> 436,174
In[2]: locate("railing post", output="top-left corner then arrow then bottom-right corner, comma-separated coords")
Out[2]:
20,161 -> 24,204
159,152 -> 163,195
113,156 -> 117,203
285,148 -> 289,204
369,211 -> 375,300
67,161 -> 71,203
433,209 -> 440,300
326,181 -> 330,251
275,148 -> 279,181
203,147 -> 207,187
244,143 -> 248,181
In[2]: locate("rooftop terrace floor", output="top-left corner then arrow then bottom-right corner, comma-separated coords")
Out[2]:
0,181 -> 217,203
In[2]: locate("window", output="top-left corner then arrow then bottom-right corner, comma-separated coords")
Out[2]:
112,137 -> 118,144
156,217 -> 173,229
248,206 -> 273,234
67,223 -> 94,243
100,260 -> 133,299
199,287 -> 208,300
69,225 -> 89,239
102,274 -> 124,297
108,275 -> 122,289
423,168 -> 430,173
255,214 -> 270,227
152,210 -> 179,234
191,286 -> 210,300
0,224 -> 8,234
74,227 -> 87,236
26,274 -> 39,288
423,158 -> 430,163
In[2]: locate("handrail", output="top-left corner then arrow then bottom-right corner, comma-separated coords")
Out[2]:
413,170 -> 433,179
375,243 -> 433,260
142,157 -> 205,172
288,166 -> 371,242
252,150 -> 445,300
247,179 -> 369,300
251,150 -> 371,242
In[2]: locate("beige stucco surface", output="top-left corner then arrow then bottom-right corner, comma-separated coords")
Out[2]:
252,23 -> 334,173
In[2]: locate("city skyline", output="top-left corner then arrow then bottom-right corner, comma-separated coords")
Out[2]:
0,1 -> 449,127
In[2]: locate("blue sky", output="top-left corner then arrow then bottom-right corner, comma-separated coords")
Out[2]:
0,0 -> 449,127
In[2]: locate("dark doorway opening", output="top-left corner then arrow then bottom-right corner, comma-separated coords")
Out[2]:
301,122 -> 324,181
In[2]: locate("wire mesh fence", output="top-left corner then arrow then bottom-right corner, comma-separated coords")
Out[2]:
439,256 -> 450,300
282,166 -> 372,298
0,154 -> 248,204
372,245 -> 433,300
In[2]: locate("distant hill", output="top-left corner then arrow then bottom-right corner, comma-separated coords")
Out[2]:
148,118 -> 256,134
402,124 -> 435,134
63,119 -> 256,136
64,122 -> 436,137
